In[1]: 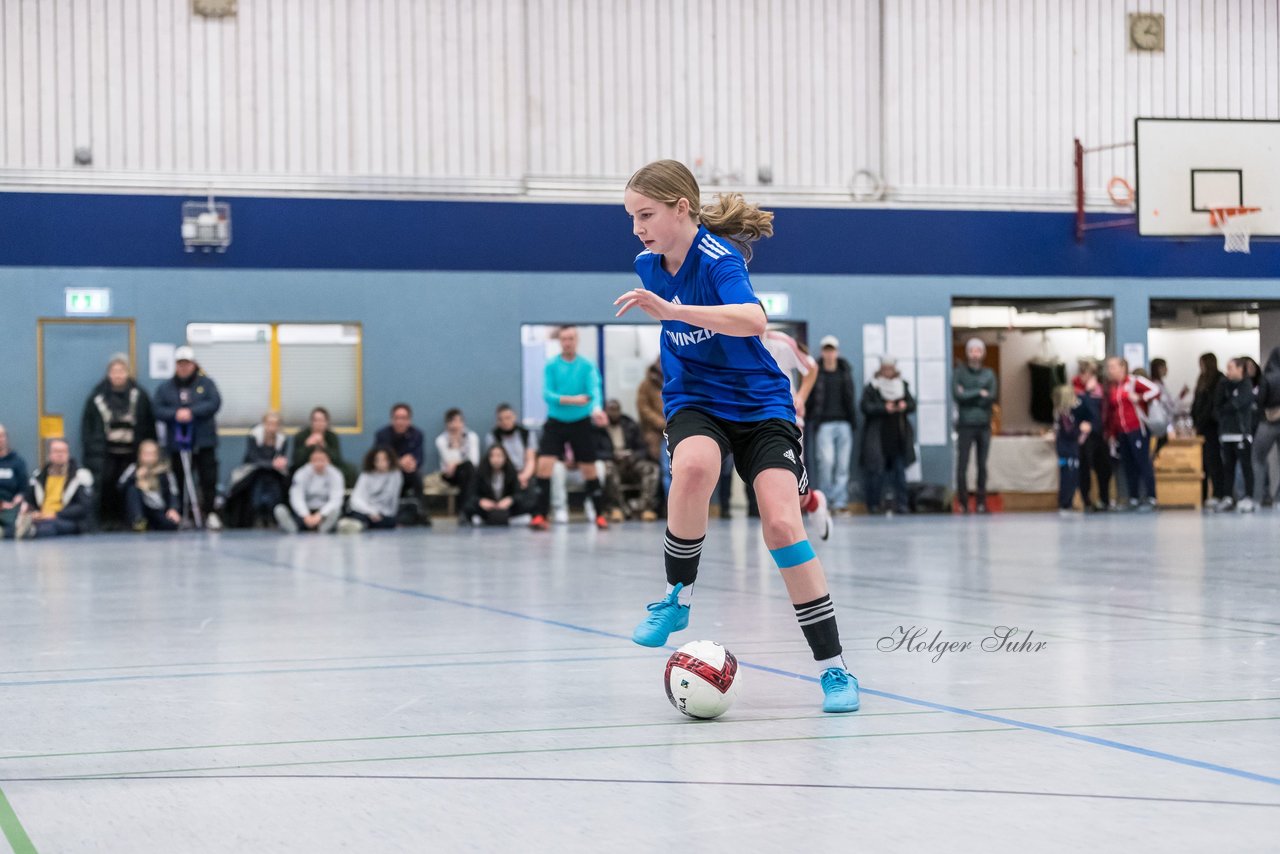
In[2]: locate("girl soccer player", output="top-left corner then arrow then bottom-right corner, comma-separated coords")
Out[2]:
615,160 -> 859,713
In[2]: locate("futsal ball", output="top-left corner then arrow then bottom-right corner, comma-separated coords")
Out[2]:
665,640 -> 741,719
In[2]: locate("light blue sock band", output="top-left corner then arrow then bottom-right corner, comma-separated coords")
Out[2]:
770,540 -> 816,569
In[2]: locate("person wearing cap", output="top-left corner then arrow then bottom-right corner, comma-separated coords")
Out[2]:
953,337 -> 997,514
80,353 -> 157,529
153,345 -> 224,530
860,355 -> 916,514
807,335 -> 857,513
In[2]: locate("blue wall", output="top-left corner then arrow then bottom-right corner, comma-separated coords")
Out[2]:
2,191 -> 1280,492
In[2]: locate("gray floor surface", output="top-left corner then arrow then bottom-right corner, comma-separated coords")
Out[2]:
1,512 -> 1278,853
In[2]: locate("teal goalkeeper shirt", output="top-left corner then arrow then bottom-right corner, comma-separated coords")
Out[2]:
544,354 -> 602,422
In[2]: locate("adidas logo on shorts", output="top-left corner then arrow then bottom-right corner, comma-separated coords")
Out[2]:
783,449 -> 796,463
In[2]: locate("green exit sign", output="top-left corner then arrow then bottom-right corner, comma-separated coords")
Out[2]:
65,288 -> 111,316
757,292 -> 790,318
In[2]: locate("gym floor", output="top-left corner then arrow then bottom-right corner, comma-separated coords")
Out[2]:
0,513 -> 1277,852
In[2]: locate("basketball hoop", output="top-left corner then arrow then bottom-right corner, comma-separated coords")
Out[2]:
1209,207 -> 1262,253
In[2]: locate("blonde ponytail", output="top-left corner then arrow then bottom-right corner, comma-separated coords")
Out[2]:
698,193 -> 774,262
627,160 -> 775,262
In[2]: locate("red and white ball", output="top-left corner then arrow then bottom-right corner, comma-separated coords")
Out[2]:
665,640 -> 741,719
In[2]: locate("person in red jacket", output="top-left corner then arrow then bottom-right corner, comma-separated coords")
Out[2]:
1103,356 -> 1160,510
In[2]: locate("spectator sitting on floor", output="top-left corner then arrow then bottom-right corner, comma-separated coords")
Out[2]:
374,403 -> 430,526
464,444 -> 529,526
14,438 -> 94,540
81,354 -> 157,530
274,446 -> 344,534
225,411 -> 291,528
0,424 -> 30,539
120,439 -> 181,532
491,403 -> 537,491
601,399 -> 660,523
153,346 -> 223,530
436,408 -> 480,502
338,446 -> 404,533
291,406 -> 352,484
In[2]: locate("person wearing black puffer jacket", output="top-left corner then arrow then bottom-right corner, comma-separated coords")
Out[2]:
81,354 -> 157,529
153,346 -> 223,529
1215,358 -> 1257,513
1190,353 -> 1226,507
1251,346 -> 1280,507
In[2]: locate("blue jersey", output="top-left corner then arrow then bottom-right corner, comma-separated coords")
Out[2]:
634,226 -> 794,423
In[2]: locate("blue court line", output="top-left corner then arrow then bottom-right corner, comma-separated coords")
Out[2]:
219,547 -> 1280,789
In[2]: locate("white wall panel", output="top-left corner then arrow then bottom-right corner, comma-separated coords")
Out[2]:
884,0 -> 1280,206
0,0 -> 1276,209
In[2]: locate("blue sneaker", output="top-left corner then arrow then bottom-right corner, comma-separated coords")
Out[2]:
631,583 -> 690,647
820,668 -> 860,713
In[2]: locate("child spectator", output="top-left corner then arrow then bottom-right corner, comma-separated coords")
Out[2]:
339,446 -> 404,533
435,408 -> 481,502
1214,357 -> 1257,513
225,411 -> 291,528
291,407 -> 352,483
0,424 -> 30,539
1053,385 -> 1088,514
120,439 -> 181,531
14,439 -> 94,539
1103,356 -> 1160,511
464,444 -> 527,526
374,403 -> 430,526
275,446 -> 344,534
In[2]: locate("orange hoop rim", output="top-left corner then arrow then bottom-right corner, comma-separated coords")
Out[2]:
1107,176 -> 1134,206
1208,206 -> 1262,228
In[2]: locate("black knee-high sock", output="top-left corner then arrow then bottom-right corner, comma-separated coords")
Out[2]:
664,528 -> 705,587
794,594 -> 842,661
535,477 -> 551,516
585,478 -> 605,516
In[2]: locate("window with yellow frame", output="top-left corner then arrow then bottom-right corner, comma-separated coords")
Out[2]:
185,323 -> 363,434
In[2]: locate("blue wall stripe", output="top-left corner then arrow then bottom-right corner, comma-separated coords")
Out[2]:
1,191 -> 1278,277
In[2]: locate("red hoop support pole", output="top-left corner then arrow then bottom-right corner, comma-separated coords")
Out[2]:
1074,138 -> 1085,242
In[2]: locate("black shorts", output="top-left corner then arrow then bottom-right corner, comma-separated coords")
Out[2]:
665,408 -> 809,495
537,416 -> 599,463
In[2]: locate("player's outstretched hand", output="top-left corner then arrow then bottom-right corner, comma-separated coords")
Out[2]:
614,289 -> 675,321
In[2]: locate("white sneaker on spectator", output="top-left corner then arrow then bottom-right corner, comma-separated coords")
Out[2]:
320,511 -> 341,534
205,512 -> 223,532
14,512 -> 34,540
1215,497 -> 1235,513
1238,497 -> 1257,513
553,508 -> 569,524
336,518 -> 365,535
274,505 -> 299,534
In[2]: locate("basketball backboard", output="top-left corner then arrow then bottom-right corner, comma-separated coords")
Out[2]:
1135,118 -> 1280,237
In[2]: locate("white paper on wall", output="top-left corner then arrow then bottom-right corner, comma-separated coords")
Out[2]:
917,360 -> 948,402
906,455 -> 923,483
899,359 -> 917,393
886,316 -> 915,360
917,402 -> 948,446
862,324 -> 885,356
915,316 -> 947,360
864,357 -> 881,384
1123,342 -> 1146,370
149,343 -> 176,380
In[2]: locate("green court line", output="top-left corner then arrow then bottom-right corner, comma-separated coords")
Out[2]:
0,785 -> 36,854
32,714 -> 1280,782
